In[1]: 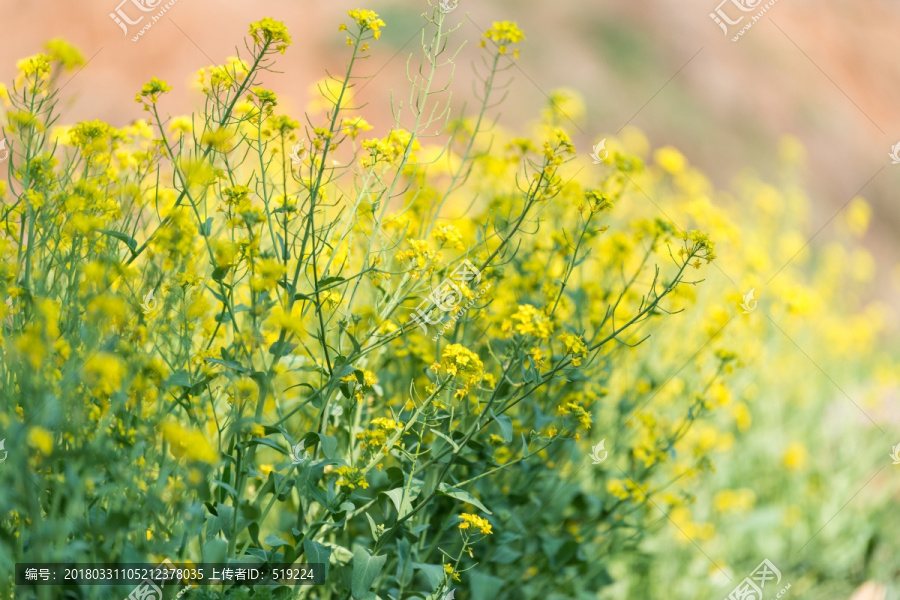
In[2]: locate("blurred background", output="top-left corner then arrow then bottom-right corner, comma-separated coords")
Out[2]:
2,1 -> 900,598
2,0 -> 899,268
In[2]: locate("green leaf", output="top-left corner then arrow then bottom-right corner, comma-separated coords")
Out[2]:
430,429 -> 459,452
200,217 -> 214,236
248,522 -> 261,547
269,340 -> 298,358
244,437 -> 285,454
97,229 -> 137,253
317,276 -> 345,288
437,483 -> 492,514
318,434 -> 338,459
203,357 -> 247,372
216,503 -> 249,540
204,515 -> 220,540
411,563 -> 444,589
382,488 -> 413,519
365,512 -> 379,541
264,533 -> 290,547
304,539 -> 331,580
211,264 -> 231,282
164,370 -> 191,388
202,538 -> 228,564
491,411 -> 513,442
212,479 -> 239,500
470,571 -> 504,600
351,546 -> 386,599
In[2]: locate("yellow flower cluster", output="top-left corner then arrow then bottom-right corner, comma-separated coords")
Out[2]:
458,512 -> 492,535
438,344 -> 484,398
396,239 -> 438,280
344,9 -> 386,40
559,333 -> 588,366
248,17 -> 293,54
135,77 -> 172,108
558,401 -> 592,430
159,422 -> 219,465
503,304 -> 553,339
479,21 -> 525,58
334,466 -> 369,490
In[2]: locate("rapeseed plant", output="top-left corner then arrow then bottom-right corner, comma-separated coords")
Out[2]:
0,5 -> 897,600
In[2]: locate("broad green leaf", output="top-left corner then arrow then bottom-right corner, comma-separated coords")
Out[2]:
430,429 -> 459,451
303,539 -> 332,581
470,571 -> 504,600
351,546 -> 386,599
318,434 -> 338,459
202,538 -> 228,564
212,479 -> 239,499
491,411 -> 513,442
437,483 -> 492,514
164,370 -> 191,388
264,533 -> 290,547
382,488 -> 413,519
411,563 -> 444,589
268,340 -> 298,358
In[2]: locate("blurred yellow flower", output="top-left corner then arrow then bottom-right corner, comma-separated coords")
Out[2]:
782,442 -> 808,471
28,427 -> 54,456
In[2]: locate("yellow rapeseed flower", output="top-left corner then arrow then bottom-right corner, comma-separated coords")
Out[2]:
28,426 -> 54,456
458,512 -> 493,535
248,17 -> 293,54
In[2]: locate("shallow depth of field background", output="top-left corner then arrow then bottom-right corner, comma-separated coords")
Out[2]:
3,0 -> 900,598
2,0 -> 900,245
